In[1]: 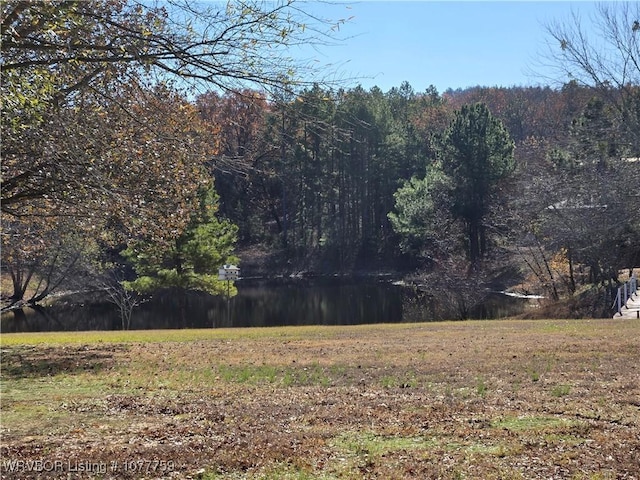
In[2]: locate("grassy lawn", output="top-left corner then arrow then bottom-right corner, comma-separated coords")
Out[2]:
1,319 -> 639,479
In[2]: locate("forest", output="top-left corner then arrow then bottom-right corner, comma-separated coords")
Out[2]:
2,0 -> 639,321
198,81 -> 640,317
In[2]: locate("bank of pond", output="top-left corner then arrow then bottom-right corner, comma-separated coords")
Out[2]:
1,277 -> 531,332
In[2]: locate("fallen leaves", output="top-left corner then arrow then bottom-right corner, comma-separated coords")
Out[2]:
1,319 -> 639,478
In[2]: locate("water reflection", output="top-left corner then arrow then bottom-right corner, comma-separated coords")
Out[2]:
1,277 -> 527,332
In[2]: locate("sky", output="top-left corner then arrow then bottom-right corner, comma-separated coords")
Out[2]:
298,1 -> 602,93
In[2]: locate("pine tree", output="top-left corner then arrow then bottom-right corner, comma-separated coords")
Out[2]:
122,187 -> 239,297
440,103 -> 515,264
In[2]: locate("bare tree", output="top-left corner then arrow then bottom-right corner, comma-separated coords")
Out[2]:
100,271 -> 140,331
1,217 -> 98,311
539,2 -> 640,151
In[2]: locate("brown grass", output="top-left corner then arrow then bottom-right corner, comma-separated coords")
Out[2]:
1,319 -> 639,479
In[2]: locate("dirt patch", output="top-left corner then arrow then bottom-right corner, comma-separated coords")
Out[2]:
1,344 -> 126,379
1,320 -> 639,479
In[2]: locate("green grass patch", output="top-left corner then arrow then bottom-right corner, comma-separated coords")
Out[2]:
1,372 -> 111,402
476,376 -> 488,397
332,431 -> 428,457
332,431 -> 520,465
3,318 -> 637,348
0,322 -> 444,347
0,326 -> 325,346
217,363 -> 279,384
203,363 -> 335,387
543,433 -> 588,447
282,363 -> 332,387
524,355 -> 555,382
0,371 -> 118,438
196,463 -> 338,480
462,442 -> 519,457
551,384 -> 572,397
492,415 -> 575,432
379,370 -> 419,389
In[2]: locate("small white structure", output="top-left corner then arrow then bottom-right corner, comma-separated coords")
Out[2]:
218,264 -> 240,281
218,264 -> 240,327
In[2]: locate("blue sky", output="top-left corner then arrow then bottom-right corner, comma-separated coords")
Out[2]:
299,1 -> 601,93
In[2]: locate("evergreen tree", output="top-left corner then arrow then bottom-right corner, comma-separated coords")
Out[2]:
439,103 -> 515,264
122,187 -> 239,297
388,167 -> 452,259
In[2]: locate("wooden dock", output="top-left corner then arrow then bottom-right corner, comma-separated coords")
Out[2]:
613,277 -> 640,319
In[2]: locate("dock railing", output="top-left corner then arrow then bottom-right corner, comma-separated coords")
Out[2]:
612,274 -> 638,316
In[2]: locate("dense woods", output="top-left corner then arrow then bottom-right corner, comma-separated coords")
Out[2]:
2,1 -> 639,320
200,82 -> 639,313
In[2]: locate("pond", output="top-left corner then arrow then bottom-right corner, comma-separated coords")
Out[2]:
1,277 -> 529,332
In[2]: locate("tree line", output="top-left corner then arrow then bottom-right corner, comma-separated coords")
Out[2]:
2,0 -> 639,320
200,81 -> 639,306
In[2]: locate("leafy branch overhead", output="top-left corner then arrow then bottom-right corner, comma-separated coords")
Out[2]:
1,0 -> 344,98
1,0 -> 346,220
